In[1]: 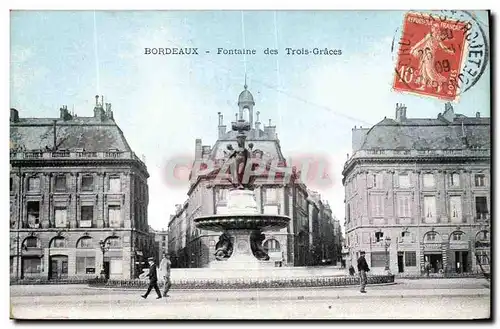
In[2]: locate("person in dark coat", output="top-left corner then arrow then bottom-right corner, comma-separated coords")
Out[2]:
141,257 -> 162,299
357,251 -> 370,293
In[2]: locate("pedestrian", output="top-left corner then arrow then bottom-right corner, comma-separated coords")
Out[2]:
357,251 -> 370,293
159,253 -> 172,299
141,257 -> 162,299
424,260 -> 431,277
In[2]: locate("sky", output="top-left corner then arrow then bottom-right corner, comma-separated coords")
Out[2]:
10,10 -> 490,231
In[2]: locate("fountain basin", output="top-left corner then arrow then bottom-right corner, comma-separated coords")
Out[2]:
194,214 -> 290,232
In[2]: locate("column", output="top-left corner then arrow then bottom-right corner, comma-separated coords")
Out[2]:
69,173 -> 77,228
123,172 -> 131,229
96,173 -> 104,228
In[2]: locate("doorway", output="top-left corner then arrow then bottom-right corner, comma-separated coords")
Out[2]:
453,251 -> 469,273
424,254 -> 443,273
49,255 -> 68,280
397,252 -> 404,273
103,261 -> 110,279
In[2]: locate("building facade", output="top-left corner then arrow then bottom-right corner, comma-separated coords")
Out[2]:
168,86 -> 332,268
9,97 -> 152,280
153,228 -> 169,261
342,103 -> 490,275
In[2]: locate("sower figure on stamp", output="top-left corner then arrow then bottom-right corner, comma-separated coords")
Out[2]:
159,254 -> 172,299
141,257 -> 162,299
357,251 -> 370,293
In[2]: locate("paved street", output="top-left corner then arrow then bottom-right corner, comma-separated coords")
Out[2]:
10,278 -> 490,319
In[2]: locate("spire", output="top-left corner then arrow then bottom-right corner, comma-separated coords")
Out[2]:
244,73 -> 248,90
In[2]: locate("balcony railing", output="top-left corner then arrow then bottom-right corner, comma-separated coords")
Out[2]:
345,148 -> 490,167
10,151 -> 146,167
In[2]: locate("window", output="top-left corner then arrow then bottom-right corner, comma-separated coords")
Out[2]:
425,232 -> 437,242
81,176 -> 94,191
108,205 -> 121,228
51,237 -> 66,248
265,188 -> 278,204
10,257 -> 14,273
397,194 -> 411,217
423,174 -> 435,188
373,173 -> 383,188
449,196 -> 462,223
474,174 -> 485,187
451,232 -> 463,241
76,256 -> 96,274
25,237 -> 38,248
404,251 -> 417,266
263,239 -> 281,252
80,206 -> 93,227
28,177 -> 40,192
27,201 -> 40,228
449,173 -> 460,187
475,197 -> 488,220
476,231 -> 489,242
375,231 -> 384,242
54,175 -> 66,191
216,189 -> 228,202
346,204 -> 351,222
107,237 -> 121,248
401,231 -> 413,243
55,207 -> 68,228
22,257 -> 41,274
109,177 -> 121,192
423,196 -> 437,223
399,174 -> 410,188
77,237 -> 92,248
476,250 -> 490,265
10,177 -> 13,192
370,194 -> 384,217
370,252 -> 387,267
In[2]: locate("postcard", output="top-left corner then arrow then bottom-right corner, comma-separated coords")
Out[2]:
9,10 -> 491,320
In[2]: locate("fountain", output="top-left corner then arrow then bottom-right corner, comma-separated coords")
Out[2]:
194,118 -> 290,270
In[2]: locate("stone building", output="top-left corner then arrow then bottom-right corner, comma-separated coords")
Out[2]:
153,228 -> 169,261
9,96 -> 151,280
168,86 -> 321,268
342,103 -> 490,275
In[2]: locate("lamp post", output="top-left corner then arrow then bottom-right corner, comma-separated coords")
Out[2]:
99,239 -> 110,278
384,237 -> 392,273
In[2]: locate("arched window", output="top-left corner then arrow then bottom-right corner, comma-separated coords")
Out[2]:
24,236 -> 39,248
50,237 -> 66,248
423,231 -> 441,243
106,236 -> 121,248
263,239 -> 281,252
450,231 -> 465,241
77,237 -> 93,248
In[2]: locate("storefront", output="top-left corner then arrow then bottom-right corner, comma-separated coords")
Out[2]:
422,231 -> 443,273
448,231 -> 471,273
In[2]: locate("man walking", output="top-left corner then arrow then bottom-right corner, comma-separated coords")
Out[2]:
141,257 -> 162,299
357,251 -> 370,293
159,254 -> 172,299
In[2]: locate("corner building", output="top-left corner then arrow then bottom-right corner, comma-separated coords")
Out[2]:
10,98 -> 151,280
168,86 -> 322,268
342,103 -> 490,275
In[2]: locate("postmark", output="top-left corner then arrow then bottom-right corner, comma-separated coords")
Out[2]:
392,11 -> 489,101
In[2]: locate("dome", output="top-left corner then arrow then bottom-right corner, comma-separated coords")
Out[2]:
238,85 -> 255,105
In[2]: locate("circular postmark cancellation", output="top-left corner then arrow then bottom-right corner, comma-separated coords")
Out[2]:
392,10 -> 489,102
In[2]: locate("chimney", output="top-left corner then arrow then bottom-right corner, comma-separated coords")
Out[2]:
195,139 -> 202,160
395,103 -> 407,122
218,112 -> 226,139
93,95 -> 106,121
60,105 -> 72,121
53,120 -> 57,150
105,103 -> 114,120
476,112 -> 481,118
10,108 -> 19,123
264,119 -> 277,139
254,111 -> 261,131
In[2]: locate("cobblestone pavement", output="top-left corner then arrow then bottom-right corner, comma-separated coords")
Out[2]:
10,278 -> 490,319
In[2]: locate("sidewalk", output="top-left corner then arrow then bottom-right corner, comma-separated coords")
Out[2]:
11,285 -> 490,305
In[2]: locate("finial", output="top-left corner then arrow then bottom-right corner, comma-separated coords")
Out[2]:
95,95 -> 99,106
244,74 -> 247,90
101,95 -> 104,107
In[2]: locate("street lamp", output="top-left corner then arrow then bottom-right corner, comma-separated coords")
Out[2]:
99,239 -> 110,278
384,236 -> 392,273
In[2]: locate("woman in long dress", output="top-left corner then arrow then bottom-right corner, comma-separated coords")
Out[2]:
410,24 -> 455,91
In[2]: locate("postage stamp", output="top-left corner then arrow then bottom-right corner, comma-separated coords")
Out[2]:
393,12 -> 470,101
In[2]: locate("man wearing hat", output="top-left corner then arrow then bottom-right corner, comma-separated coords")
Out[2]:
357,251 -> 370,293
141,257 -> 162,299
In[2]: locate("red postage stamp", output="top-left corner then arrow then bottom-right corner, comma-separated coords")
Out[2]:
393,12 -> 469,101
